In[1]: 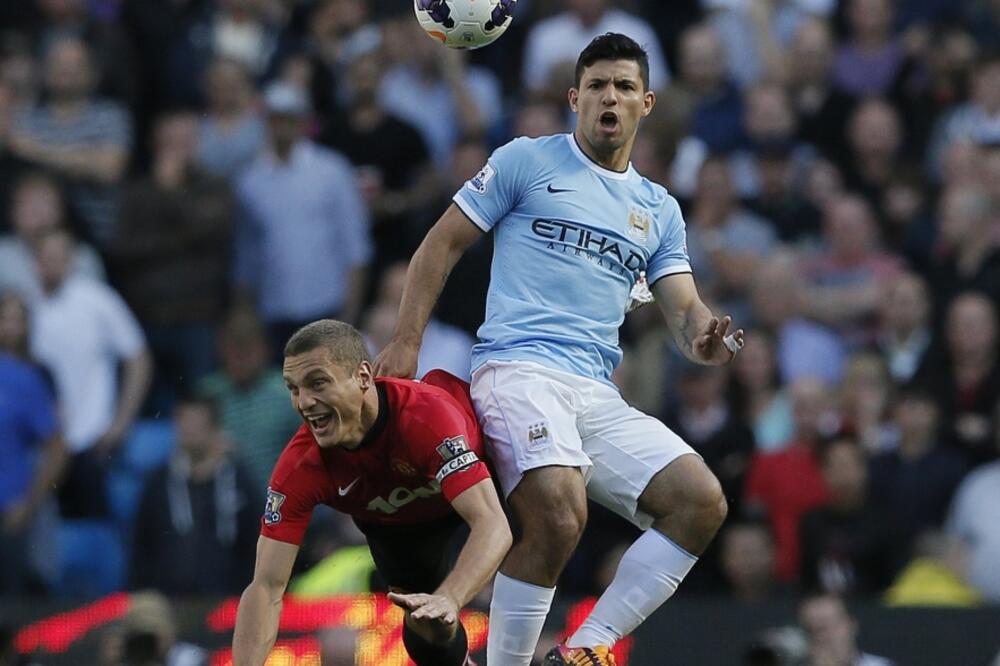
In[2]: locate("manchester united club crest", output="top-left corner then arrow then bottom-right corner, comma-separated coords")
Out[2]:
627,206 -> 651,242
392,458 -> 417,476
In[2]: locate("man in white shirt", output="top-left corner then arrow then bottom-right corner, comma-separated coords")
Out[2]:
30,227 -> 151,517
799,593 -> 896,666
522,0 -> 670,92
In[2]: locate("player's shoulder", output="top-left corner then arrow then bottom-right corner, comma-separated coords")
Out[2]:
492,133 -> 567,163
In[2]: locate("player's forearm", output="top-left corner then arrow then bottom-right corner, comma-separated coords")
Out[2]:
436,513 -> 512,608
233,581 -> 284,666
669,299 -> 715,365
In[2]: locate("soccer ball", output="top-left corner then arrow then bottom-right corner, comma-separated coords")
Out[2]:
414,0 -> 516,50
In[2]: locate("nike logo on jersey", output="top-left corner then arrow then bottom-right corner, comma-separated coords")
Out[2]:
338,478 -> 360,496
546,184 -> 575,193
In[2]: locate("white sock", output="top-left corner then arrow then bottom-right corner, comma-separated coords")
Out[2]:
567,530 -> 697,648
487,572 -> 556,666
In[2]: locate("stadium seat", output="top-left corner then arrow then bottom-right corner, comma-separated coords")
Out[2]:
55,520 -> 125,598
107,420 -> 176,527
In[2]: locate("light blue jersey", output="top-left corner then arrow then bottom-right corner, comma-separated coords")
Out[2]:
453,133 -> 691,385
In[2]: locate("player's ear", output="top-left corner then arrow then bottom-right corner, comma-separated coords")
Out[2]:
357,361 -> 374,390
568,87 -> 578,113
642,90 -> 656,116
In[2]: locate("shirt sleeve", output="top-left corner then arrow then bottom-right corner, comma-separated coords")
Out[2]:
647,195 -> 692,284
411,376 -> 492,502
259,432 -> 326,546
98,285 -> 146,358
452,137 -> 533,232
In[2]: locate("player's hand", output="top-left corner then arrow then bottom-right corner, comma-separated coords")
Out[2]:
373,338 -> 420,378
388,592 -> 459,626
692,315 -> 744,365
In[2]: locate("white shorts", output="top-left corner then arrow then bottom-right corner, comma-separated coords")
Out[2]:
470,360 -> 697,530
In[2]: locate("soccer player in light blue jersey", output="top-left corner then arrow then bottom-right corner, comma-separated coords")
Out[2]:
375,33 -> 744,666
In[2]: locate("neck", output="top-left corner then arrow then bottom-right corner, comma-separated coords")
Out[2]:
273,140 -> 296,162
345,384 -> 380,449
898,433 -> 931,460
350,101 -> 382,130
573,128 -> 631,172
51,98 -> 85,118
187,446 -> 223,481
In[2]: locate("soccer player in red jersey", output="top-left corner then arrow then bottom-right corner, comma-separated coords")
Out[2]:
232,320 -> 511,666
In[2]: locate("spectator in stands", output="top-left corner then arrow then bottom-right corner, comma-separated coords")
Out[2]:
833,0 -> 904,97
30,227 -> 151,518
746,139 -> 821,243
0,79 -> 33,234
195,58 -> 265,180
378,16 -> 501,166
234,81 -> 371,349
719,516 -> 787,604
749,252 -> 847,386
320,48 -> 436,290
915,292 -> 1000,464
666,363 -> 754,513
799,436 -> 896,595
837,353 -> 894,453
927,185 -> 1000,318
131,395 -> 258,596
521,0 -> 669,93
745,377 -> 834,582
728,330 -> 794,453
929,53 -> 1000,174
317,627 -> 360,666
112,110 -> 233,413
303,0 -> 381,117
799,593 -> 896,666
786,18 -> 856,162
362,262 -> 474,380
799,194 -> 903,349
99,590 -> 208,666
869,388 -> 968,567
873,272 -> 933,385
0,300 -> 65,595
512,97 -> 566,139
198,308 -> 300,491
683,156 -> 776,317
731,83 -> 805,200
945,407 -> 1000,602
840,99 -> 908,221
8,37 -> 131,246
883,530 -> 982,607
165,0 -> 285,105
0,171 -> 104,304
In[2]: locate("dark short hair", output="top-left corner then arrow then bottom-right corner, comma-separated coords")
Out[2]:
575,32 -> 650,91
283,319 -> 371,368
175,393 -> 220,425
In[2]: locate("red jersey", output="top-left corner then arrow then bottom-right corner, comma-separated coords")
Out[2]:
261,370 -> 492,545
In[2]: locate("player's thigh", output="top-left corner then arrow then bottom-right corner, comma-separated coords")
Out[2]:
357,515 -> 464,593
581,394 -> 698,530
470,361 -> 590,499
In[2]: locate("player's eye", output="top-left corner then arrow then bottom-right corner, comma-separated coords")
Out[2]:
312,379 -> 327,390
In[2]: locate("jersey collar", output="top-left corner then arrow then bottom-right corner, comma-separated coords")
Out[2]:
566,133 -> 631,181
355,382 -> 389,450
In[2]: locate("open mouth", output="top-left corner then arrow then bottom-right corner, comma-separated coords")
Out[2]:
599,111 -> 619,131
306,413 -> 334,433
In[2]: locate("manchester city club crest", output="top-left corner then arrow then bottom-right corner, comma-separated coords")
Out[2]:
627,206 -> 651,242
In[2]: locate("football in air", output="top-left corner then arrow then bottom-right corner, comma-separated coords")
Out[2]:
414,0 -> 516,49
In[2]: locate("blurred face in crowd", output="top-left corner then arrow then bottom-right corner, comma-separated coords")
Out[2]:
823,196 -> 877,263
283,349 -> 373,449
154,113 -> 198,165
34,229 -> 74,292
679,26 -> 725,92
789,19 -> 834,86
12,177 -> 63,239
980,147 -> 1000,201
449,140 -> 489,190
567,0 -> 608,25
312,0 -> 368,41
267,112 -> 306,154
38,0 -> 84,22
678,366 -> 726,412
44,38 -> 93,102
204,59 -> 254,115
821,439 -> 868,508
733,331 -> 778,392
744,84 -> 795,141
721,523 -> 775,598
840,353 -> 890,418
175,401 -> 219,460
514,101 -> 564,139
0,293 -> 30,355
219,318 -> 269,385
880,272 -> 930,336
750,257 -> 801,328
946,294 -> 998,360
800,595 -> 858,663
894,394 -> 939,448
0,82 -> 13,135
941,141 -> 982,186
971,60 -> 1000,114
790,377 -> 829,443
937,186 -> 992,248
694,158 -> 735,212
345,51 -> 382,106
848,100 -> 901,161
570,58 -> 654,163
803,159 -> 845,210
847,0 -> 893,41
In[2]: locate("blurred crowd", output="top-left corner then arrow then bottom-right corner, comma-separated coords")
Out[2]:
1,0 -> 1000,641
